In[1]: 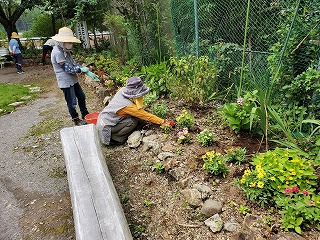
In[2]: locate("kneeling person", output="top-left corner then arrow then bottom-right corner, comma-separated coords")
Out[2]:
96,76 -> 174,145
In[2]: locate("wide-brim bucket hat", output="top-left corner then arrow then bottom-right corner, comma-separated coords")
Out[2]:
52,27 -> 81,43
122,76 -> 150,99
11,32 -> 20,38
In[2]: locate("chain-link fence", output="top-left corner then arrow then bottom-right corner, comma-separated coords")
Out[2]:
170,0 -> 320,84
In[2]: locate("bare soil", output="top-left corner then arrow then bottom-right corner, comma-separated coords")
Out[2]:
0,62 -> 319,240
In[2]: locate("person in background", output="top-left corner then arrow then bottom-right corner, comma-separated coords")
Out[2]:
51,27 -> 91,126
40,37 -> 56,65
96,76 -> 175,145
9,32 -> 24,74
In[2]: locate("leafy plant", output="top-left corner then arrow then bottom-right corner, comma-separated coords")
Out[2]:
197,129 -> 216,146
168,55 -> 220,103
143,91 -> 159,106
160,122 -> 173,134
221,91 -> 258,134
224,147 -> 247,165
177,128 -> 192,144
276,187 -> 320,234
202,151 -> 229,177
151,101 -> 168,119
238,148 -> 318,207
153,162 -> 165,173
176,109 -> 195,129
238,205 -> 251,215
139,61 -> 170,96
144,200 -> 153,207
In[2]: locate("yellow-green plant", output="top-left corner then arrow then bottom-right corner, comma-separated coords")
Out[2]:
202,151 -> 229,177
176,109 -> 195,129
238,148 -> 318,207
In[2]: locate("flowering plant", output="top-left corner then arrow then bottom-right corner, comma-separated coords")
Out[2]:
276,186 -> 320,234
177,128 -> 192,144
197,129 -> 216,146
176,109 -> 195,129
202,150 -> 229,177
224,146 -> 247,164
220,91 -> 257,133
238,148 -> 317,207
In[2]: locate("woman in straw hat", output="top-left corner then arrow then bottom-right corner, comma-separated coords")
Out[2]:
51,27 -> 91,126
9,32 -> 25,74
96,76 -> 175,145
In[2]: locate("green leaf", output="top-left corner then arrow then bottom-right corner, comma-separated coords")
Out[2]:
295,226 -> 302,234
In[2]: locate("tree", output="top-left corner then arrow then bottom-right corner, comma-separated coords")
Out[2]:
0,0 -> 43,40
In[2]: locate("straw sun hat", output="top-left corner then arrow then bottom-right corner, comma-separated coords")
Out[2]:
122,76 -> 150,99
11,32 -> 20,38
52,27 -> 81,43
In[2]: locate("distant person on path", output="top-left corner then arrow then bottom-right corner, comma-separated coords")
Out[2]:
51,27 -> 91,126
9,32 -> 24,74
41,38 -> 55,65
96,76 -> 175,145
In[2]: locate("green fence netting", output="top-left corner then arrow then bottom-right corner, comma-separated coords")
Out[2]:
170,0 -> 320,85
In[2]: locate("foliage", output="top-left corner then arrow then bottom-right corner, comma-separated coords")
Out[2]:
238,205 -> 251,215
176,109 -> 195,129
151,100 -> 167,119
160,122 -> 173,134
153,162 -> 165,173
224,147 -> 247,165
220,91 -> 258,134
276,187 -> 320,234
197,129 -> 216,147
177,128 -> 192,144
168,55 -> 220,103
23,11 -> 61,37
238,148 -> 318,207
138,61 -> 170,96
202,151 -> 229,177
143,91 -> 158,106
269,108 -> 320,162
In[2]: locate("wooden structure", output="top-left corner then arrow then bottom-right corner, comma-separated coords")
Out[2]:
60,124 -> 133,240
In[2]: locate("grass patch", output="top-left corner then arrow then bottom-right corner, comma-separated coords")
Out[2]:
0,83 -> 40,115
28,117 -> 64,136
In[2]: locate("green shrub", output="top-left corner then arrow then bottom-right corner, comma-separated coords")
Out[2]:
276,187 -> 320,234
151,101 -> 167,119
202,151 -> 229,177
176,109 -> 195,129
238,148 -> 317,207
224,147 -> 247,165
197,129 -> 216,146
220,91 -> 257,134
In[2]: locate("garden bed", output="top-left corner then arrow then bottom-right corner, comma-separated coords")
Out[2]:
100,99 -> 319,239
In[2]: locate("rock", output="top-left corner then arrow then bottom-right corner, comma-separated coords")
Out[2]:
169,168 -> 186,181
201,199 -> 223,217
180,189 -> 202,206
204,213 -> 223,233
9,102 -> 24,107
127,131 -> 142,148
29,87 -> 41,92
269,232 -> 306,240
234,214 -> 268,240
142,141 -> 161,154
223,218 -> 241,232
193,184 -> 213,199
158,152 -> 175,161
20,96 -> 32,100
142,134 -> 158,143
